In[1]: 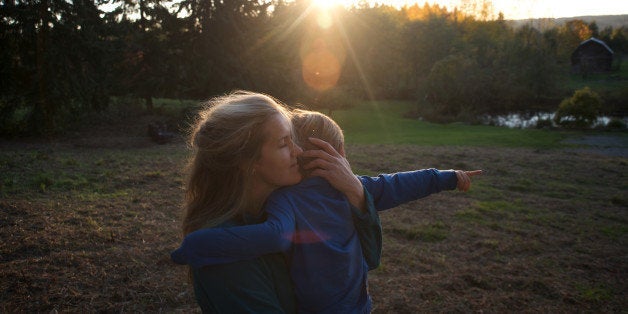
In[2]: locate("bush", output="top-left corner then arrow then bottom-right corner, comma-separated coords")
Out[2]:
606,118 -> 626,130
554,87 -> 602,128
535,118 -> 554,129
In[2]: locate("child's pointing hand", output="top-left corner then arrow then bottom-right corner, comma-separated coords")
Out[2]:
455,170 -> 483,192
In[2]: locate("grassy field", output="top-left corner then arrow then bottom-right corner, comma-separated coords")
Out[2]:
331,101 -> 566,148
1,102 -> 627,312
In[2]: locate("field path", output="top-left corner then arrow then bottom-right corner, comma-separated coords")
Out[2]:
563,134 -> 628,157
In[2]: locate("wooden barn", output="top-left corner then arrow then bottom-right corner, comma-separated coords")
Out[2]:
571,37 -> 614,74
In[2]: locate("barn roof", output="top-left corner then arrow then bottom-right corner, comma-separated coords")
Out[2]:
578,37 -> 614,54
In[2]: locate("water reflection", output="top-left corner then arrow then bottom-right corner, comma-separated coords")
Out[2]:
480,112 -> 627,129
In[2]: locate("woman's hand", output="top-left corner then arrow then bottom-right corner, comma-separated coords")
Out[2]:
300,138 -> 365,211
455,170 -> 483,192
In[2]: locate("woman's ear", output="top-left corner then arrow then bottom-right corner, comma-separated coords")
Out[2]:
338,145 -> 346,157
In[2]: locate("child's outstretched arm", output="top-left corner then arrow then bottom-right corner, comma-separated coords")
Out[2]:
359,169 -> 482,211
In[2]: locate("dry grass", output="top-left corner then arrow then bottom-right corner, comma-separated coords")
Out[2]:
352,145 -> 627,313
1,129 -> 626,312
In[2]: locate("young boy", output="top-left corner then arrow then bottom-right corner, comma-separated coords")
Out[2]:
172,109 -> 481,313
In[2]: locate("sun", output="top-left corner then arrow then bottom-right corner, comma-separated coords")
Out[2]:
311,0 -> 342,10
309,0 -> 342,29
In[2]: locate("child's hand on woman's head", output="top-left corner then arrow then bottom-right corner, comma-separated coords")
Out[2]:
455,170 -> 483,192
300,137 -> 365,209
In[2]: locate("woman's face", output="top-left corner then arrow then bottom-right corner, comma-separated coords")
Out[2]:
252,114 -> 303,194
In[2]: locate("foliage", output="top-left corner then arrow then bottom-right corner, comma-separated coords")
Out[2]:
556,19 -> 594,61
554,87 -> 602,128
606,118 -> 626,130
535,118 -> 554,129
425,54 -> 484,117
0,0 -> 114,135
1,1 -> 627,136
418,17 -> 566,119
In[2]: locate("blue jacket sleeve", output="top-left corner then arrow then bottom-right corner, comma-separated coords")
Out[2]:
350,188 -> 382,270
171,197 -> 296,269
359,169 -> 458,211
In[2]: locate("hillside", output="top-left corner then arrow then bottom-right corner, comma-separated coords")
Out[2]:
509,14 -> 628,30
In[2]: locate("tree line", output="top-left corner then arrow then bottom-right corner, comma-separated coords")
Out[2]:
1,0 -> 627,135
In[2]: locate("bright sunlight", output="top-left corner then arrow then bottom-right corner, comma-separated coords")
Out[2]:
311,0 -> 336,9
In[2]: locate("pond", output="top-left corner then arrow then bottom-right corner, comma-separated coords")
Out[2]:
480,112 -> 627,129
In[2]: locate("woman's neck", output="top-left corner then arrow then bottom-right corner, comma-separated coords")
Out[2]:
246,184 -> 274,216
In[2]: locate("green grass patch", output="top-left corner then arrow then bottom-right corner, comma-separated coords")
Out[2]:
506,178 -> 535,193
474,200 -> 529,218
33,172 -> 55,193
330,101 -> 565,148
610,194 -> 627,206
75,189 -> 132,202
539,180 -> 589,200
456,200 -> 537,233
464,181 -> 506,200
576,284 -> 613,302
389,221 -> 449,242
599,225 -> 628,240
455,208 -> 483,222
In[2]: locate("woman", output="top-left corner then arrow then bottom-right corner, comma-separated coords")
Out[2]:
180,91 -> 374,313
175,107 -> 481,312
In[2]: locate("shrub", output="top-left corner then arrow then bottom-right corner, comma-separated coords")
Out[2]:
554,87 -> 602,128
606,118 -> 626,130
535,118 -> 553,129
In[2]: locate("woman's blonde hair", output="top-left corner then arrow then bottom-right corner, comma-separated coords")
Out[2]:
182,91 -> 291,235
291,109 -> 344,175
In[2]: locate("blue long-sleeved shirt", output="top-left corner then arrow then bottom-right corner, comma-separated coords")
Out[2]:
172,169 -> 457,313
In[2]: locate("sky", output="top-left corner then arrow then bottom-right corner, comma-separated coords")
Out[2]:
319,0 -> 628,20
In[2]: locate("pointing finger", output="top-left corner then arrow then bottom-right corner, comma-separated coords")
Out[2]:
466,170 -> 483,177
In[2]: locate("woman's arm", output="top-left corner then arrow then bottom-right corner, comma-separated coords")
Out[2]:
171,197 -> 296,269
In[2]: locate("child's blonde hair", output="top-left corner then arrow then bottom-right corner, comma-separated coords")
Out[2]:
291,109 -> 344,175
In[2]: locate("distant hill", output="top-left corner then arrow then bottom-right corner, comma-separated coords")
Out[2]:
508,14 -> 628,30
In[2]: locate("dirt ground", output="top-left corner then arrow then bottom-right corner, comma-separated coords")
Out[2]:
563,135 -> 628,158
1,127 -> 626,313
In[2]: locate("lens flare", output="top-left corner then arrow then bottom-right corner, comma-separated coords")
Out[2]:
302,48 -> 340,91
301,38 -> 345,92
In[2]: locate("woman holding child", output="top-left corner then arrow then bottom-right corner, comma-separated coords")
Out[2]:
174,91 -> 480,313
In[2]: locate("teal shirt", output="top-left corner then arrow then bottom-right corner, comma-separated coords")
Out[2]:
192,218 -> 297,314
